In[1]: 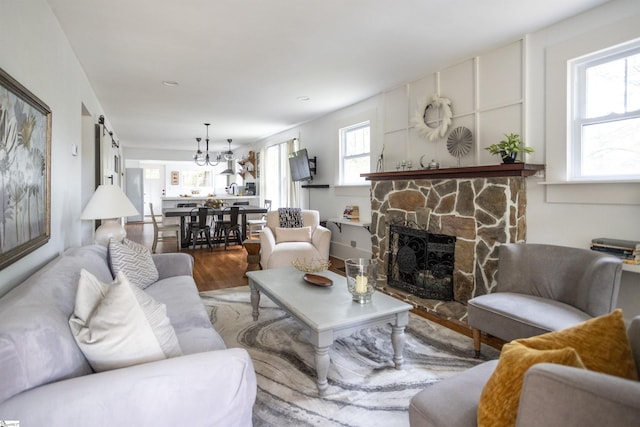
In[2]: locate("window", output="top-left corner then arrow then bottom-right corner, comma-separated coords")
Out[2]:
181,170 -> 212,187
144,168 -> 160,180
339,121 -> 370,185
570,42 -> 640,180
263,139 -> 297,208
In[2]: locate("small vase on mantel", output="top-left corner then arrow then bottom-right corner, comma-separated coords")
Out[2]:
484,133 -> 534,165
500,150 -> 518,164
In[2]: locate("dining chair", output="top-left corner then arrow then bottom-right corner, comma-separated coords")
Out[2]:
187,207 -> 213,249
149,203 -> 180,253
247,199 -> 272,239
219,206 -> 242,250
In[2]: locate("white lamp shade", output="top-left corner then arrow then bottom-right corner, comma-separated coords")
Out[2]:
81,184 -> 139,220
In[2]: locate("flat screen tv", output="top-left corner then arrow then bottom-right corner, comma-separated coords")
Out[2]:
289,149 -> 313,182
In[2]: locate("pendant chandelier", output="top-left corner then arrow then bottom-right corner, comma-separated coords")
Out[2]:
193,123 -> 221,166
220,139 -> 235,175
223,139 -> 235,161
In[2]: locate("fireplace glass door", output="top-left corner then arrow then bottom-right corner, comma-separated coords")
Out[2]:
388,225 -> 456,300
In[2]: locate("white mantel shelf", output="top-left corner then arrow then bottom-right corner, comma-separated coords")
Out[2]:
361,163 -> 545,181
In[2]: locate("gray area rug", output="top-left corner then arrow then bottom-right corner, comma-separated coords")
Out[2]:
200,287 -> 498,427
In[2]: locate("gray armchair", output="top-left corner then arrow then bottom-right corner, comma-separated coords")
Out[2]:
408,315 -> 640,427
467,243 -> 622,357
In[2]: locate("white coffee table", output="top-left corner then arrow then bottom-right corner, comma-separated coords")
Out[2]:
247,267 -> 412,396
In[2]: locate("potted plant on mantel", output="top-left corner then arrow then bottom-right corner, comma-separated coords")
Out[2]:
485,133 -> 533,164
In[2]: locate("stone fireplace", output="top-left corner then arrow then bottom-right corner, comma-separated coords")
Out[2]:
362,164 -> 543,326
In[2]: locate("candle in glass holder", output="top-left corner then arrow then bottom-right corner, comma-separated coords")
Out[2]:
345,258 -> 378,304
355,274 -> 368,293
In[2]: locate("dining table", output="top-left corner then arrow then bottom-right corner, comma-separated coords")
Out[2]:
163,205 -> 268,248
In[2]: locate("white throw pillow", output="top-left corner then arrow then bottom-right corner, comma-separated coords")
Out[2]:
108,238 -> 159,289
69,269 -> 182,372
275,226 -> 312,243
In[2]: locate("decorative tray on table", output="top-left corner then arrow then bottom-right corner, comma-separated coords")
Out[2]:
303,274 -> 333,287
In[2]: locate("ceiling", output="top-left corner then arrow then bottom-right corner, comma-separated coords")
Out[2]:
46,0 -> 609,153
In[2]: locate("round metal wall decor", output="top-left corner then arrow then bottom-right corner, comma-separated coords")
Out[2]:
446,126 -> 473,158
413,94 -> 452,141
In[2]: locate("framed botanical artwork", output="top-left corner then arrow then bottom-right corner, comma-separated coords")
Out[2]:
0,67 -> 52,270
171,171 -> 179,185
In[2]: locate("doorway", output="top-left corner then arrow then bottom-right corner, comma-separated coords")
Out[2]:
142,164 -> 165,218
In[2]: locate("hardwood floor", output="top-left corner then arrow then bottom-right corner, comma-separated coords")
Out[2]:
125,220 -> 249,291
125,220 -> 345,292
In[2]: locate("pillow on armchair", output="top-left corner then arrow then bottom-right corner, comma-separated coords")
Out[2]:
275,226 -> 312,243
278,207 -> 304,228
477,309 -> 637,426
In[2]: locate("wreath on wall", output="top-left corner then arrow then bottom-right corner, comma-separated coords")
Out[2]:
413,94 -> 452,141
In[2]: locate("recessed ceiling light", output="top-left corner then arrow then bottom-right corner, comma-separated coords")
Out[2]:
297,96 -> 310,101
162,80 -> 179,87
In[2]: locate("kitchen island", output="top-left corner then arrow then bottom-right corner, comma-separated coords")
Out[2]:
161,195 -> 259,210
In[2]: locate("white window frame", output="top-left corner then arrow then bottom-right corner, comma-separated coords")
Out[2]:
262,139 -> 298,209
263,142 -> 286,209
181,170 -> 212,188
544,19 -> 640,205
339,121 -> 371,186
569,41 -> 640,181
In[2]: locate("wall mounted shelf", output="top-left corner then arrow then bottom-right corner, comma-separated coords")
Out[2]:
326,217 -> 371,232
237,151 -> 256,179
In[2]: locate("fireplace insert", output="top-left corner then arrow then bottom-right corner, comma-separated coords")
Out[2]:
387,224 -> 456,300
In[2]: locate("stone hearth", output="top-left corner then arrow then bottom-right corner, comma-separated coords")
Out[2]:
363,164 -> 543,326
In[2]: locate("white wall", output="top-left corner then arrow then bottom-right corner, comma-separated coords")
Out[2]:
0,0 -> 112,295
525,0 -> 640,322
254,37 -> 529,260
253,0 -> 640,320
252,96 -> 381,259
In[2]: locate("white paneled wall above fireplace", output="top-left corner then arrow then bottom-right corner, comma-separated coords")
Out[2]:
382,39 -> 526,173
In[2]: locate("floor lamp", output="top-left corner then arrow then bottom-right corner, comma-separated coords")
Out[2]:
81,184 -> 139,246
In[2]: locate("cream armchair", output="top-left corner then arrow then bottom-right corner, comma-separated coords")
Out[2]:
259,210 -> 331,269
